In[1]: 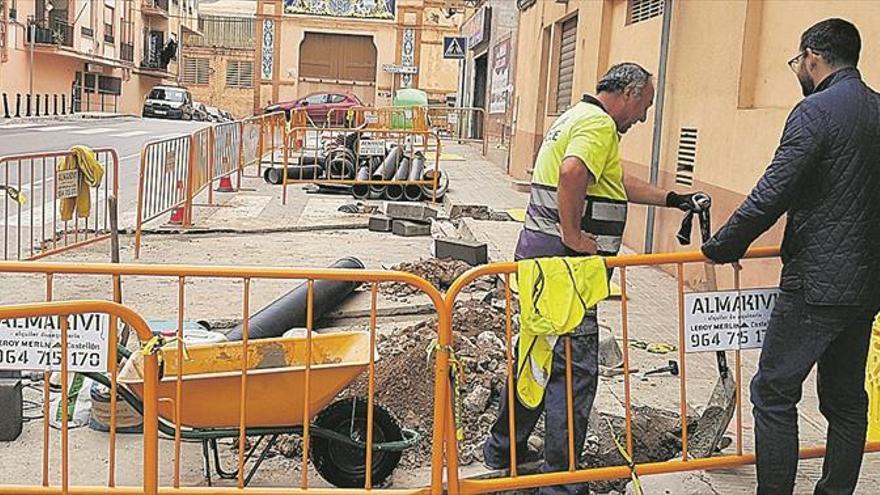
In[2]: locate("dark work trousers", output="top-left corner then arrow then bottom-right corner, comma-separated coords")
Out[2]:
751,289 -> 877,495
483,315 -> 599,495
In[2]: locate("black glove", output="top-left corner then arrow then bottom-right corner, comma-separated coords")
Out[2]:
666,191 -> 711,212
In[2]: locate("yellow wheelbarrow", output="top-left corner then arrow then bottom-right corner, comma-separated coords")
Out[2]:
85,331 -> 419,488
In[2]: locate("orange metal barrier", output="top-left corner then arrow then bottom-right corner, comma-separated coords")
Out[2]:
279,126 -> 443,205
323,107 -> 428,132
134,112 -> 289,259
0,299 -> 160,495
425,106 -> 488,156
212,121 -> 241,189
442,246 -> 880,494
0,260 -> 451,494
0,148 -> 118,261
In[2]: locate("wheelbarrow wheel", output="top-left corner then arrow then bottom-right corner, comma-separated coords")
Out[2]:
311,397 -> 403,488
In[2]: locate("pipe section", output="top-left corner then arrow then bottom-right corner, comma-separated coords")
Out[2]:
226,257 -> 365,341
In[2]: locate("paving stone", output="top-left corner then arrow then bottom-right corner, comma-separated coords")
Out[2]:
432,237 -> 488,265
392,219 -> 431,237
368,214 -> 393,232
385,202 -> 438,222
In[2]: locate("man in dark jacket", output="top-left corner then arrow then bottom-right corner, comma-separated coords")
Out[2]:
701,19 -> 880,495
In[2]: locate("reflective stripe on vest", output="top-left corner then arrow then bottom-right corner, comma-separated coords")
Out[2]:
524,183 -> 627,256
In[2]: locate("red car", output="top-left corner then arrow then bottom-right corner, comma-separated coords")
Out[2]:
265,92 -> 364,126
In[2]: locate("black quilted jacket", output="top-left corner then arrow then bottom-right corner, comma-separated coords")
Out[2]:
702,68 -> 880,307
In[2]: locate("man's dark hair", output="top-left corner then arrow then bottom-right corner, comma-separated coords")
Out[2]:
800,18 -> 861,67
596,63 -> 653,96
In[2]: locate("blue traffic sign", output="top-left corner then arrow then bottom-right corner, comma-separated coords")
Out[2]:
443,36 -> 467,60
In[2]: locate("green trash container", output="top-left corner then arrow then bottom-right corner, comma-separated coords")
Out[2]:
392,89 -> 428,129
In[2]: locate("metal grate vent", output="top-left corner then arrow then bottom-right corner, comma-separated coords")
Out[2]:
675,127 -> 697,187
628,0 -> 664,25
226,60 -> 254,89
182,57 -> 210,85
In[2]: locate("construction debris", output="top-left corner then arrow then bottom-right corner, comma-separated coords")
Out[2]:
380,257 -> 493,299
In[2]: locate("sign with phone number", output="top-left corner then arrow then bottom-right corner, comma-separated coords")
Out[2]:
684,288 -> 780,353
0,314 -> 110,372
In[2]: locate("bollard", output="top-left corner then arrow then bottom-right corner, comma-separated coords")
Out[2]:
15,94 -> 21,118
44,95 -> 50,116
53,94 -> 58,116
2,93 -> 9,119
61,94 -> 67,115
34,94 -> 40,116
25,94 -> 31,117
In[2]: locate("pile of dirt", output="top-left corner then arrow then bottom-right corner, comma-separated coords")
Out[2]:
380,257 -> 494,299
346,298 -> 511,467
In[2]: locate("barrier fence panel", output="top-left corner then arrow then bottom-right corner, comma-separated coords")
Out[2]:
0,260 -> 450,495
279,126 -> 444,205
212,121 -> 242,187
134,135 -> 191,257
0,299 -> 160,494
0,148 -> 118,261
189,127 -> 213,214
442,246 -> 880,494
425,106 -> 488,156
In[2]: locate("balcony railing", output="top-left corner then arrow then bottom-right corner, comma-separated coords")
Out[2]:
142,0 -> 170,16
120,42 -> 134,62
27,19 -> 74,48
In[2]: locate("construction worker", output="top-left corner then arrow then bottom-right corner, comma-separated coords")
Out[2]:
482,62 -> 710,495
702,19 -> 880,495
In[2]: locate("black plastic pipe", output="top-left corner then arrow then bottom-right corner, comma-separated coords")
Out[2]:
405,153 -> 426,201
352,166 -> 371,199
370,146 -> 402,195
226,257 -> 365,341
327,147 -> 356,179
384,157 -> 411,201
263,164 -> 323,185
421,169 -> 449,201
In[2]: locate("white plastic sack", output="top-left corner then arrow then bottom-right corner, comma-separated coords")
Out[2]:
49,373 -> 93,429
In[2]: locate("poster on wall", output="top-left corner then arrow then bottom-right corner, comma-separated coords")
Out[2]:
284,0 -> 396,20
490,38 -> 510,114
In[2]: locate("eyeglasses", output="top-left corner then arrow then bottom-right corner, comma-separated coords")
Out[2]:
788,51 -> 806,73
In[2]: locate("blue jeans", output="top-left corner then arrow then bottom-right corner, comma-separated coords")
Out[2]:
751,290 -> 876,495
483,315 -> 599,495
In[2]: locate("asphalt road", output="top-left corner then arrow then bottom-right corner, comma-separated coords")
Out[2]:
0,116 -> 206,228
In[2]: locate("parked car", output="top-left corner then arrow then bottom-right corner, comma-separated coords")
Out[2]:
264,92 -> 363,126
192,102 -> 210,122
143,86 -> 194,120
205,106 -> 225,122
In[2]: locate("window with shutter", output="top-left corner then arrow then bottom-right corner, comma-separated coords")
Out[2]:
182,57 -> 209,85
226,60 -> 254,88
555,16 -> 577,113
627,0 -> 664,25
675,128 -> 698,186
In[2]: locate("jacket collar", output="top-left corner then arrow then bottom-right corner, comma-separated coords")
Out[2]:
581,94 -> 607,113
815,67 -> 860,93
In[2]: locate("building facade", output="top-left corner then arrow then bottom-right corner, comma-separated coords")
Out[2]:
253,0 -> 468,114
458,0 -> 518,172
0,0 -> 199,117
182,14 -> 256,118
510,0 -> 880,285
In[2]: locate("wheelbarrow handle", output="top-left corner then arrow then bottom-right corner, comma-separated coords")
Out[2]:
310,425 -> 421,452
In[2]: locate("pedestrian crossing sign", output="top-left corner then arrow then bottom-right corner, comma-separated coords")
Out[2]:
443,37 -> 467,60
